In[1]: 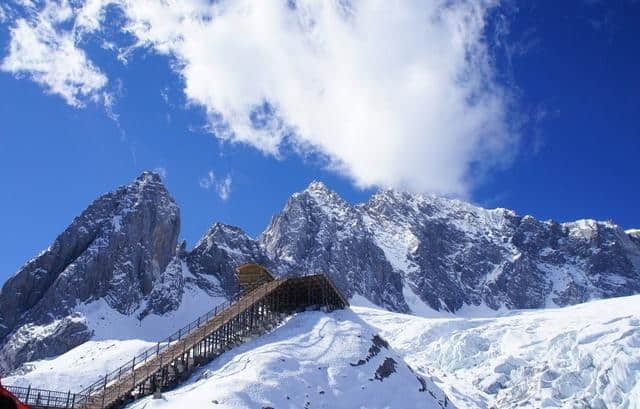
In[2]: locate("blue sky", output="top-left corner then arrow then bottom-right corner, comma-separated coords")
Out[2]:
0,0 -> 639,283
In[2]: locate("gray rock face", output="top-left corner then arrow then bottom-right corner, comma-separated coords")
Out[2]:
2,175 -> 639,375
259,183 -> 640,313
0,172 -> 180,373
260,182 -> 408,312
186,223 -> 271,295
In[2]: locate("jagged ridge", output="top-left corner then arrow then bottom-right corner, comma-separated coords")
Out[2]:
2,174 -> 639,375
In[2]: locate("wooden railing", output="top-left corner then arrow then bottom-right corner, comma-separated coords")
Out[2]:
4,384 -> 88,409
4,273 -> 347,409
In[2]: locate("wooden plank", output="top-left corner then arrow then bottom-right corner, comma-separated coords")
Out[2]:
235,263 -> 275,290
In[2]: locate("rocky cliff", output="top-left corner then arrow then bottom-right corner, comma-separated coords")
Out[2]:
260,183 -> 640,312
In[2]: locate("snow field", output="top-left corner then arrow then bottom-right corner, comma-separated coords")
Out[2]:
4,339 -> 155,391
5,294 -> 639,409
125,310 -> 450,409
356,295 -> 640,409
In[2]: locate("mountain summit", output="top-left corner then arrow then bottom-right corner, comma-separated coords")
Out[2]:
0,171 -> 181,372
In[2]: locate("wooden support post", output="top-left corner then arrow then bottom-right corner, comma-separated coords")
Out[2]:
132,357 -> 136,391
101,374 -> 107,409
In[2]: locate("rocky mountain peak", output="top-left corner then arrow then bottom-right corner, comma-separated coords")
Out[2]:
297,180 -> 350,214
0,172 -> 180,374
208,222 -> 251,240
135,170 -> 164,184
261,182 -> 640,313
305,179 -> 330,192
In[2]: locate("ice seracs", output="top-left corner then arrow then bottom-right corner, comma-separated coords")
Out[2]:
356,294 -> 640,409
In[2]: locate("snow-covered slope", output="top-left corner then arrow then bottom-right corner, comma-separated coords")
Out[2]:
6,296 -> 638,408
357,295 -> 640,409
6,310 -> 452,409
4,339 -> 155,391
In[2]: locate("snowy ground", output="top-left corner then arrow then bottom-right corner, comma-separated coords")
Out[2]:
6,310 -> 451,409
76,283 -> 227,342
5,296 -> 639,409
4,281 -> 226,391
4,339 -> 155,391
356,295 -> 640,409
124,309 -> 450,409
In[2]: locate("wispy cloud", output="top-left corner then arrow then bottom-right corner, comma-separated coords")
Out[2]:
160,87 -> 169,104
0,5 -> 7,23
199,170 -> 232,201
1,0 -> 108,107
217,174 -> 232,201
199,170 -> 215,190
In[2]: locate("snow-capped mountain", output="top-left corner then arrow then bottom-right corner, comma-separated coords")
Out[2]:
2,173 -> 639,377
185,222 -> 272,294
0,172 -> 179,373
0,173 -> 228,374
261,181 -> 640,314
261,182 -> 409,312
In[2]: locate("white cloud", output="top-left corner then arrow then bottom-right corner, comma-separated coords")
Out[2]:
2,0 -> 517,196
1,0 -> 108,107
199,170 -> 232,201
199,170 -> 216,190
113,0 -> 515,196
216,174 -> 232,201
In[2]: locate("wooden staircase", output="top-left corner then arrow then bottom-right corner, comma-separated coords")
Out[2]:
6,273 -> 348,409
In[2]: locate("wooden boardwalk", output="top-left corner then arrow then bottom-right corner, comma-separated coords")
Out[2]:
6,274 -> 347,409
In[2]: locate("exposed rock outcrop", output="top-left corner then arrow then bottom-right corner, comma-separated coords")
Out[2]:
259,182 -> 640,312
